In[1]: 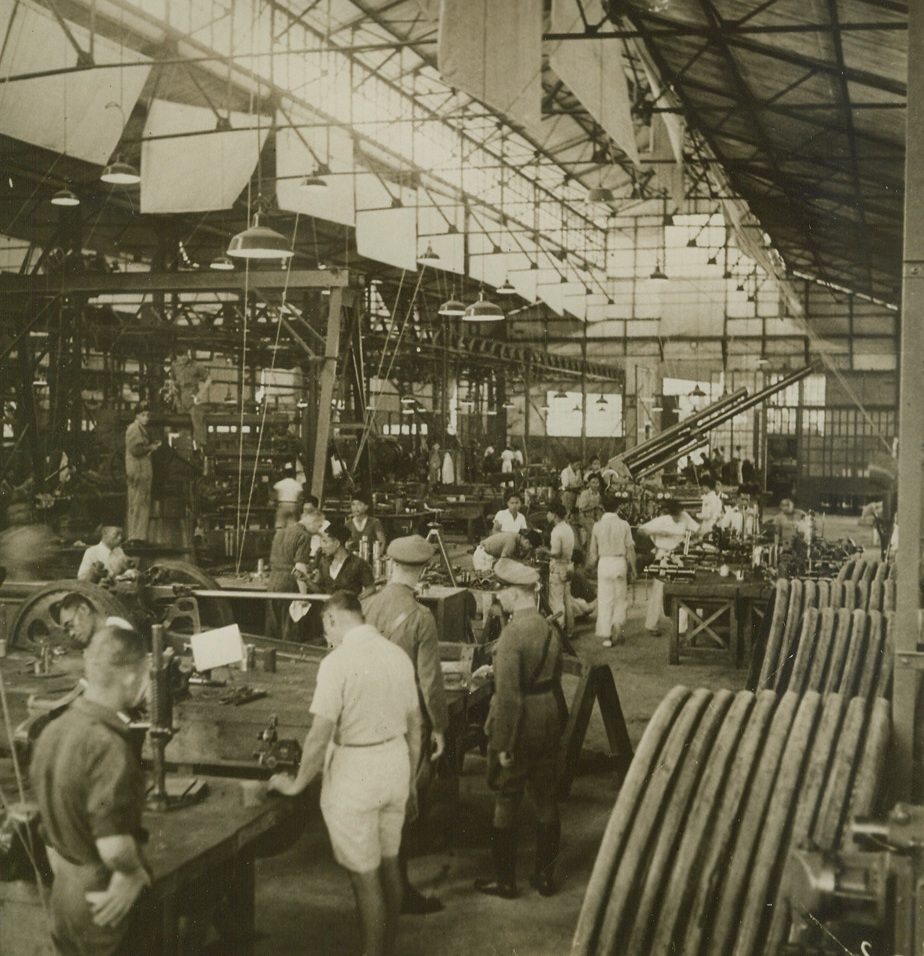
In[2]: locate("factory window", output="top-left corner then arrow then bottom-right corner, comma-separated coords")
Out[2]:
545,391 -> 623,438
801,409 -> 895,479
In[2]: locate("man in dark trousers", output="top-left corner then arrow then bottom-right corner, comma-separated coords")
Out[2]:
265,506 -> 323,640
474,558 -> 563,899
31,623 -> 151,956
363,535 -> 448,914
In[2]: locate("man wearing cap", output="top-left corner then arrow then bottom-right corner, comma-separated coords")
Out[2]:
474,558 -> 563,899
124,404 -> 161,544
31,623 -> 152,956
268,591 -> 421,956
362,535 -> 448,914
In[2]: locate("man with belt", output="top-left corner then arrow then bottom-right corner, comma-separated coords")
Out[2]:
586,494 -> 637,647
31,623 -> 151,956
362,535 -> 448,915
474,558 -> 563,899
268,591 -> 421,956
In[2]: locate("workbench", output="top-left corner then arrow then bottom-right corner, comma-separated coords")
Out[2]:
0,777 -> 291,956
211,576 -> 475,645
664,574 -> 772,666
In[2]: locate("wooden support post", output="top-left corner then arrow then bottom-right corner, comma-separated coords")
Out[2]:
894,0 -> 924,801
309,288 -> 343,501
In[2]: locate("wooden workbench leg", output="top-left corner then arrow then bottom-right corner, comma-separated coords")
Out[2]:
226,847 -> 257,956
729,598 -> 739,667
669,599 -> 681,665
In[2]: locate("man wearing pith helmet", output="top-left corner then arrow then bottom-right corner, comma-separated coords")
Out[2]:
362,535 -> 449,915
474,557 -> 563,900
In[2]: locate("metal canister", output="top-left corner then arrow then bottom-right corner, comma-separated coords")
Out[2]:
259,647 -> 277,673
242,643 -> 256,671
257,558 -> 265,578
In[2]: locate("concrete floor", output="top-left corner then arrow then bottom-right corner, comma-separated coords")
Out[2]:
249,575 -> 748,956
248,514 -> 877,955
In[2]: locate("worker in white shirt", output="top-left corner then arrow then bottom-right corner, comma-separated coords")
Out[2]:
77,525 -> 132,584
559,457 -> 583,517
637,499 -> 699,634
481,491 -> 530,559
272,465 -> 304,528
587,495 -> 637,647
696,475 -> 724,536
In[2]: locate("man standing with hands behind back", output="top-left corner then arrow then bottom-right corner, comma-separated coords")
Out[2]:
268,591 -> 421,956
31,623 -> 151,956
363,535 -> 448,915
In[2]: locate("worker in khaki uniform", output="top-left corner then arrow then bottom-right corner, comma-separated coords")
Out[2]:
587,494 -> 637,647
31,624 -> 152,956
124,404 -> 161,544
474,559 -> 563,899
362,535 -> 449,915
269,591 -> 421,956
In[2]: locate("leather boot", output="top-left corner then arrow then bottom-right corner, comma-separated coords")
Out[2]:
473,826 -> 517,899
528,821 -> 560,896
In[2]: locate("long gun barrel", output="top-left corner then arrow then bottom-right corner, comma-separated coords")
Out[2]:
611,364 -> 817,480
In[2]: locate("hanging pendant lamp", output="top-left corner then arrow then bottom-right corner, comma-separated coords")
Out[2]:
496,276 -> 517,296
210,255 -> 235,271
462,292 -> 504,322
100,155 -> 140,185
438,298 -> 466,317
587,184 -> 615,205
51,187 -> 80,207
227,214 -> 294,260
418,243 -> 440,265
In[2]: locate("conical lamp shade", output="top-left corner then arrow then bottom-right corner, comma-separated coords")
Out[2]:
227,216 -> 293,259
300,172 -> 328,191
418,243 -> 440,265
462,292 -> 504,322
51,188 -> 80,206
438,298 -> 466,317
649,263 -> 669,281
210,255 -> 235,271
496,277 -> 517,295
587,185 -> 615,204
100,156 -> 140,185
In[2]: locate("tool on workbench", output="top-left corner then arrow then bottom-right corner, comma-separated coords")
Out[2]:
219,684 -> 268,706
252,715 -> 302,770
147,623 -> 208,811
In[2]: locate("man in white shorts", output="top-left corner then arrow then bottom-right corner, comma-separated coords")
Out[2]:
268,590 -> 421,956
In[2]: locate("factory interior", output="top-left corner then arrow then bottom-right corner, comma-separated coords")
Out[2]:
0,1 -> 921,954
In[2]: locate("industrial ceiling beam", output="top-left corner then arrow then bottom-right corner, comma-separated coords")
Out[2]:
0,269 -> 351,296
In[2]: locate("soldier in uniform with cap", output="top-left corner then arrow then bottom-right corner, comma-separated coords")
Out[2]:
362,535 -> 448,915
474,558 -> 563,899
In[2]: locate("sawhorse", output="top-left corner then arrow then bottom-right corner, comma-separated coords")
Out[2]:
555,657 -> 634,797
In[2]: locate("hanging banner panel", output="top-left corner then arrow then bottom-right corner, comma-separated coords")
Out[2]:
438,0 -> 542,129
0,0 -> 150,165
141,100 -> 269,213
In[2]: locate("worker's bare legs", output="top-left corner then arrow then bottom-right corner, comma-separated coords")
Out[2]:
347,868 -> 387,956
379,855 -> 402,956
